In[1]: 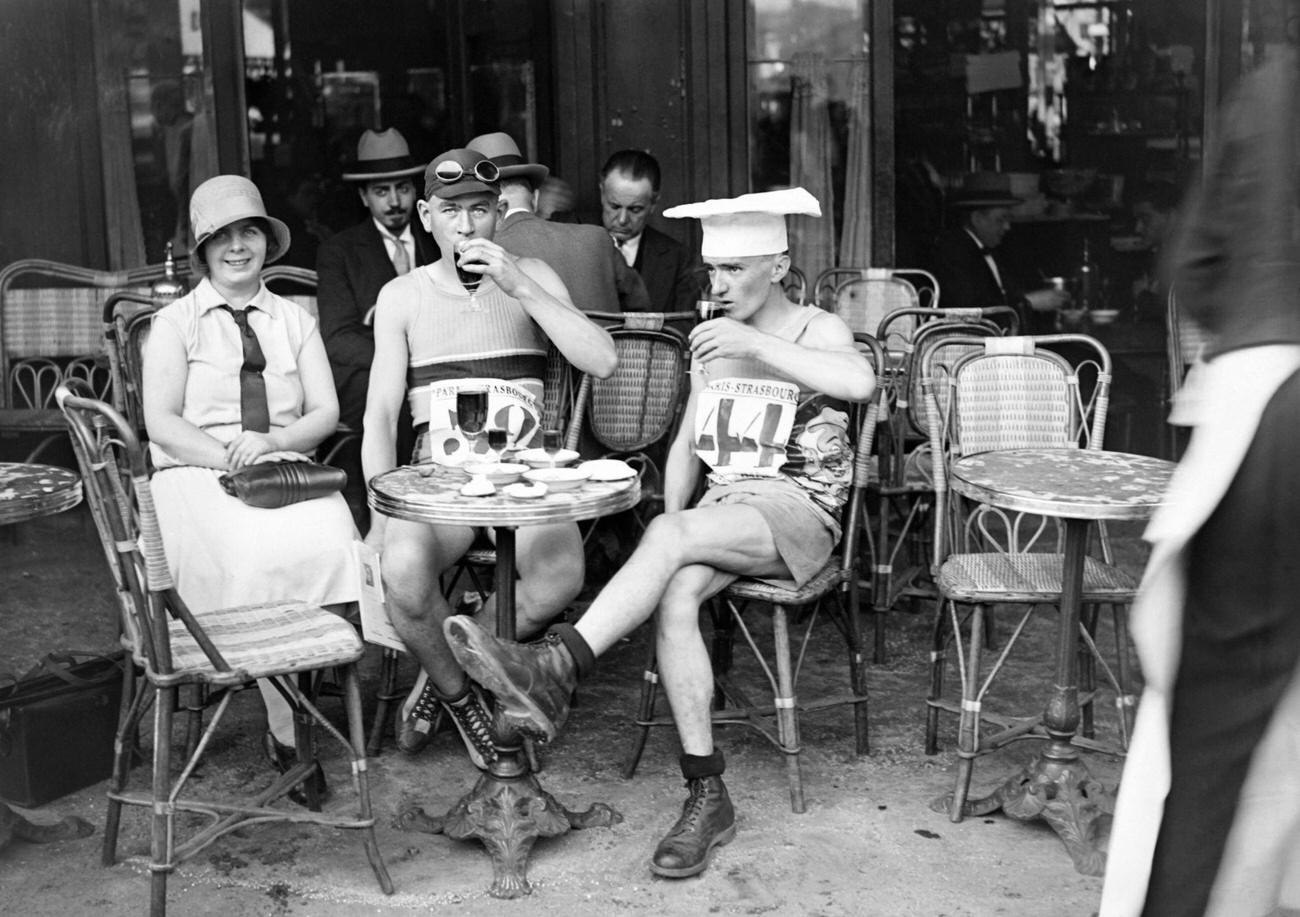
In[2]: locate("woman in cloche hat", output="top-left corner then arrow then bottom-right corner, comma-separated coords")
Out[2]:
143,175 -> 360,805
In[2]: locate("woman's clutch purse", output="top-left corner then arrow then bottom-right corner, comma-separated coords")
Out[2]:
218,460 -> 346,509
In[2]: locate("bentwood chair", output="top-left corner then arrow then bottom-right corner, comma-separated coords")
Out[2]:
919,335 -> 1139,821
624,335 -> 885,813
57,384 -> 392,916
565,313 -> 691,532
863,306 -> 1019,661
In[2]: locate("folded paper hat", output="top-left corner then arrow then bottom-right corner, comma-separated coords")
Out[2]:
664,187 -> 821,257
467,132 -> 549,188
342,128 -> 426,182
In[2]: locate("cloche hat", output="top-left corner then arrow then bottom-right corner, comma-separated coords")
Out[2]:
188,175 -> 291,267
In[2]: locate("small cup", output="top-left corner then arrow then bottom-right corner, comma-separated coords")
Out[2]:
696,299 -> 724,323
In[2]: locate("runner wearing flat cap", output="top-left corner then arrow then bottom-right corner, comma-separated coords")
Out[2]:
360,146 -> 617,769
442,186 -> 875,879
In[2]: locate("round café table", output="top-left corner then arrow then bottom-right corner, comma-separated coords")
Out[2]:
369,461 -> 640,899
0,462 -> 82,525
940,448 -> 1174,876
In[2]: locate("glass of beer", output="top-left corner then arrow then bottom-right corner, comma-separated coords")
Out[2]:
456,387 -> 489,458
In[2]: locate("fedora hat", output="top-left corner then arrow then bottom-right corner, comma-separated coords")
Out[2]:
341,128 -> 426,182
189,175 -> 291,268
947,172 -> 1023,209
467,132 -> 549,188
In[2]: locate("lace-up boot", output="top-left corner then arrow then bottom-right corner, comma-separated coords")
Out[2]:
650,775 -> 736,877
395,671 -> 443,754
441,683 -> 498,770
444,618 -> 590,742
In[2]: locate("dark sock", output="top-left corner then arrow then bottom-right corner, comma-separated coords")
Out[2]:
680,749 -> 725,780
549,622 -> 596,679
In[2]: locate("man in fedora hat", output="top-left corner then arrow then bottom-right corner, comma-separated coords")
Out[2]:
316,128 -> 438,446
466,131 -> 649,314
927,175 -> 1070,331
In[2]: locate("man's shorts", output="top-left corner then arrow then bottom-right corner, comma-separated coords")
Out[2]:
696,476 -> 839,587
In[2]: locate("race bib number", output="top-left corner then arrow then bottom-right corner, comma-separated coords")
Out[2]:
426,378 -> 540,463
692,378 -> 799,476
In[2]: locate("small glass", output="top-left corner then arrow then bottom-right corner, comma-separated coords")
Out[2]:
692,299 -> 724,377
486,428 -> 509,463
456,388 -> 489,458
541,428 -> 563,466
455,241 -> 482,310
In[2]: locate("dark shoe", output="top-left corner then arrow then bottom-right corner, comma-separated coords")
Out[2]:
262,731 -> 329,808
395,672 -> 443,755
443,618 -> 577,743
442,683 -> 498,770
650,776 -> 736,878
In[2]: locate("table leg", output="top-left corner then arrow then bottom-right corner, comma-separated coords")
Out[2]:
402,525 -> 622,898
936,519 -> 1114,876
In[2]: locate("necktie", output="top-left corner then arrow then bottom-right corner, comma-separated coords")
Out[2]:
390,236 -> 411,276
218,306 -> 271,433
615,237 -> 635,267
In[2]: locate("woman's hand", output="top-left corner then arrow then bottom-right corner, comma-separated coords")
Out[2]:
224,431 -> 279,470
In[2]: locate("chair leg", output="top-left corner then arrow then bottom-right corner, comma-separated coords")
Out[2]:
367,648 -> 403,757
102,663 -> 144,868
771,605 -> 805,814
924,603 -> 948,756
949,603 -> 985,824
1112,602 -> 1135,748
343,663 -> 395,895
150,685 -> 176,917
622,639 -> 659,779
841,586 -> 870,757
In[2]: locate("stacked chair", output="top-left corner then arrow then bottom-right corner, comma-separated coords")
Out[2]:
918,335 -> 1139,821
624,335 -> 885,812
57,383 -> 391,916
864,305 -> 1019,661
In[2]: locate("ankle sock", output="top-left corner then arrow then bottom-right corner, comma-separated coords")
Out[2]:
435,680 -> 471,706
680,749 -> 725,780
548,622 -> 596,679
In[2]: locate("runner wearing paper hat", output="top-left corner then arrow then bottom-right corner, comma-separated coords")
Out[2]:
442,186 -> 876,879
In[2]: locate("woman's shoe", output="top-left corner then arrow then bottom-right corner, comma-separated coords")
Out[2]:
262,731 -> 329,808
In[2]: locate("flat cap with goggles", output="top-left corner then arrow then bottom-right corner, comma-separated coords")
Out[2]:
424,149 -> 502,200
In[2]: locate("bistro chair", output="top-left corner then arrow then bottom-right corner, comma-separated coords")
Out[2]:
831,268 -> 939,339
782,264 -> 808,305
919,335 -> 1138,822
813,266 -> 939,315
57,384 -> 392,915
565,314 -> 691,533
863,306 -> 1018,661
624,335 -> 884,813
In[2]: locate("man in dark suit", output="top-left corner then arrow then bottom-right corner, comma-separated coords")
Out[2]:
468,132 -> 649,314
316,128 -> 438,434
600,150 -> 702,313
928,186 -> 1069,333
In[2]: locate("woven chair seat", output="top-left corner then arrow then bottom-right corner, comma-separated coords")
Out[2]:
148,601 -> 363,684
463,547 -> 496,566
722,556 -> 846,605
937,553 -> 1137,603
0,407 -> 64,430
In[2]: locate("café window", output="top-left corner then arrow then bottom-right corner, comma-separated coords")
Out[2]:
747,0 -> 871,282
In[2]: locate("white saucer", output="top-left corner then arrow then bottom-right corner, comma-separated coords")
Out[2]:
579,459 -> 637,481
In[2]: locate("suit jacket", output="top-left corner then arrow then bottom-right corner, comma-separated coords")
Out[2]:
928,226 -> 1037,332
633,224 -> 701,313
495,211 -> 650,313
315,218 -> 438,425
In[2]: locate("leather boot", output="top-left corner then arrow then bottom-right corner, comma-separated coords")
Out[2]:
650,776 -> 736,878
443,617 -> 578,742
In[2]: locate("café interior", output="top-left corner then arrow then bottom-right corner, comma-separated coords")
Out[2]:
1,0 -> 1296,912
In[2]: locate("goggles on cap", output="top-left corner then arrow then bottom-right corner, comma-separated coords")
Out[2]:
432,159 -> 501,184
